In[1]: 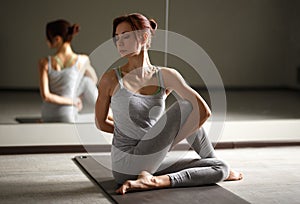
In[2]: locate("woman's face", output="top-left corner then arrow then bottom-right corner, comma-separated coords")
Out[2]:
115,21 -> 142,57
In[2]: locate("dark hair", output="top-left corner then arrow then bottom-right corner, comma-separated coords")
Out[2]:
46,19 -> 80,44
112,13 -> 157,48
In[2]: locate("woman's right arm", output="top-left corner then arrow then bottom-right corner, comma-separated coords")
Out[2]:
38,58 -> 80,107
95,71 -> 114,133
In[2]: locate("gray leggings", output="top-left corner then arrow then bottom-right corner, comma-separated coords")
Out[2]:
112,100 -> 229,187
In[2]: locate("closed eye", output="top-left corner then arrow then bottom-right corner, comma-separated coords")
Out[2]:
123,34 -> 130,39
115,31 -> 131,42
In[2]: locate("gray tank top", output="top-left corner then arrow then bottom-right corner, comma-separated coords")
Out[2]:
41,56 -> 83,122
111,67 -> 167,151
47,55 -> 81,97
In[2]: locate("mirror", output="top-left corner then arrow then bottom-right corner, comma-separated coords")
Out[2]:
0,0 -> 166,124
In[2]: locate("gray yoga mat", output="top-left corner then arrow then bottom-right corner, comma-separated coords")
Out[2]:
15,117 -> 42,123
73,155 -> 250,204
15,113 -> 94,123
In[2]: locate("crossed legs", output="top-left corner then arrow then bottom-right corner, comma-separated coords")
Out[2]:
113,100 -> 242,194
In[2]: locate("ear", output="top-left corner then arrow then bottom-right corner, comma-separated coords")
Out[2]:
140,32 -> 149,46
53,35 -> 63,45
46,40 -> 52,48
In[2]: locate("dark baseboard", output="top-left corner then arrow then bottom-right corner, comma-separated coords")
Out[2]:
1,86 -> 299,93
1,141 -> 299,155
0,88 -> 39,92
191,86 -> 300,92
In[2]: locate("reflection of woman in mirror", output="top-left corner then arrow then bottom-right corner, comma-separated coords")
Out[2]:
95,13 -> 242,194
39,19 -> 98,122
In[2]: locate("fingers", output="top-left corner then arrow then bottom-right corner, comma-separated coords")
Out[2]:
75,97 -> 83,111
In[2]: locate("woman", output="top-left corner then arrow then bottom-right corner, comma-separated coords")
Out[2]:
39,19 -> 98,122
95,13 -> 242,194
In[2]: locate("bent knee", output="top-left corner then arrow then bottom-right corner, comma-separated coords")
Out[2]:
216,159 -> 230,181
178,100 -> 193,112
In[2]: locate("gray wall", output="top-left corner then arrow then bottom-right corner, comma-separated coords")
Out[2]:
0,0 -> 299,89
285,0 -> 300,89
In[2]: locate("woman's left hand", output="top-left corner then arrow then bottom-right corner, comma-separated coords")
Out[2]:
74,97 -> 83,111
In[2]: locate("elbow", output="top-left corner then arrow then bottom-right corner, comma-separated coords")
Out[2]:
98,124 -> 106,132
203,111 -> 211,122
98,123 -> 110,132
43,95 -> 52,103
96,123 -> 104,131
199,108 -> 211,126
95,117 -> 102,130
40,88 -> 51,103
95,118 -> 106,131
41,93 -> 49,102
206,108 -> 212,119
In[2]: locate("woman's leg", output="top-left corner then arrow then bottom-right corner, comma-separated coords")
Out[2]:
115,120 -> 231,193
156,157 -> 229,187
186,128 -> 243,182
152,128 -> 229,188
112,99 -> 193,183
114,99 -> 241,193
76,76 -> 98,107
186,127 -> 217,158
133,99 -> 193,155
116,157 -> 229,194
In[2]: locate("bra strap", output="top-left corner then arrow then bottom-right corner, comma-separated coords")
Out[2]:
74,55 -> 80,67
114,67 -> 124,88
54,55 -> 77,68
47,56 -> 52,73
157,67 -> 165,89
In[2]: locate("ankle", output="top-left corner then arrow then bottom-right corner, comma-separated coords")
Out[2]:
152,175 -> 171,188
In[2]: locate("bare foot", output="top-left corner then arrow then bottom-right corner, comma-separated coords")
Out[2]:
225,169 -> 243,181
116,171 -> 170,194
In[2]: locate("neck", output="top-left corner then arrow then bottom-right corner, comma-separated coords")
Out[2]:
126,49 -> 152,73
55,43 -> 74,56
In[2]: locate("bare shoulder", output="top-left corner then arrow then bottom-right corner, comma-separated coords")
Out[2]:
77,54 -> 90,66
159,67 -> 183,80
78,54 -> 89,61
101,69 -> 118,81
159,67 -> 188,91
98,69 -> 119,93
38,57 -> 48,71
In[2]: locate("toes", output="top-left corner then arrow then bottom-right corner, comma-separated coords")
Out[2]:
115,186 -> 123,194
116,186 -> 126,195
225,170 -> 243,181
116,181 -> 131,195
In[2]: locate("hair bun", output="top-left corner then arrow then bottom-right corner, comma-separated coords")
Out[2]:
68,24 -> 80,35
149,19 -> 157,31
72,24 -> 80,35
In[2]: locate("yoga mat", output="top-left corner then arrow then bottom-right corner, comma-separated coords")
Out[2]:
15,113 -> 94,123
15,117 -> 42,123
73,155 -> 250,204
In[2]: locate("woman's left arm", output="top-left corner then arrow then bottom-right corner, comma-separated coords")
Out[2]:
162,68 -> 211,145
